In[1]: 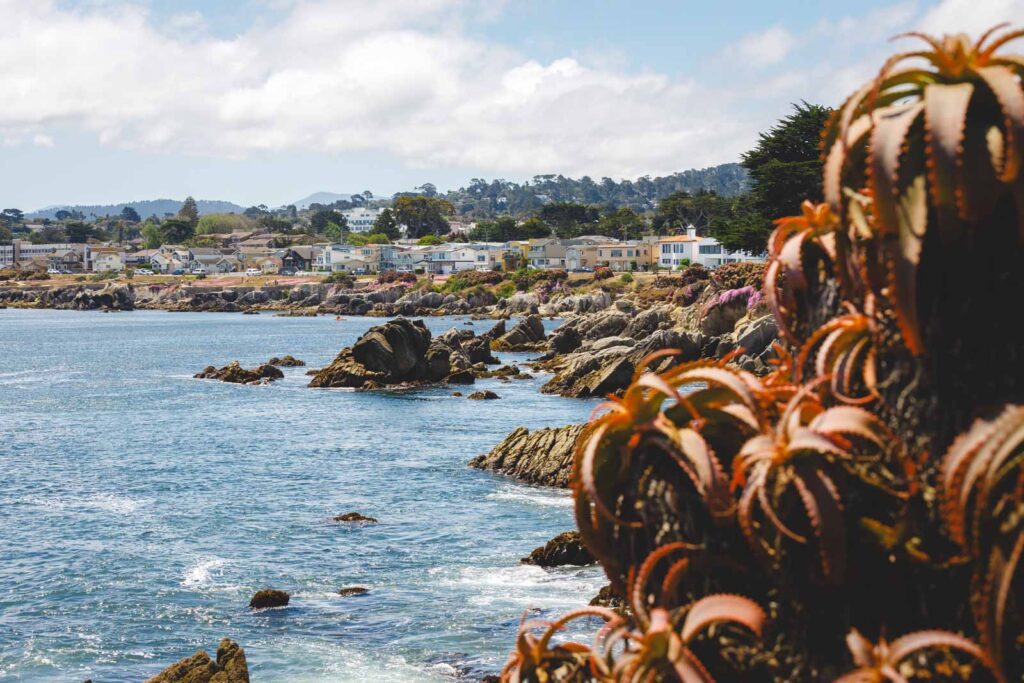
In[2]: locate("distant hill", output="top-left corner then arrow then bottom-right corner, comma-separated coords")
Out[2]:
28,199 -> 246,220
291,192 -> 354,210
437,163 -> 751,218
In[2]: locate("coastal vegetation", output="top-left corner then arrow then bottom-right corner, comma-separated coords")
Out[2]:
500,26 -> 1024,683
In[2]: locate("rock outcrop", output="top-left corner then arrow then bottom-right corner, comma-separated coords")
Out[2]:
467,390 -> 500,400
333,512 -> 378,523
337,586 -> 370,597
308,317 -> 479,389
249,589 -> 289,609
492,315 -> 546,351
521,531 -> 594,567
469,423 -> 586,488
267,355 -> 305,367
194,362 -> 284,385
144,639 -> 249,683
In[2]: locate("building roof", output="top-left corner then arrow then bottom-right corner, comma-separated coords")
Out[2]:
657,235 -> 698,243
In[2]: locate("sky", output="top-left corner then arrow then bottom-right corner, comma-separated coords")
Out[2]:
0,0 -> 1021,210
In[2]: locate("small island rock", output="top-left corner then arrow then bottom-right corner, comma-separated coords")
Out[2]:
333,512 -> 378,523
249,589 -> 290,609
521,531 -> 594,567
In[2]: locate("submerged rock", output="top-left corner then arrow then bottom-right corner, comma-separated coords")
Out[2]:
337,586 -> 370,597
267,355 -> 306,367
333,512 -> 378,523
144,638 -> 249,683
194,361 -> 284,385
521,531 -> 594,567
249,589 -> 289,609
467,390 -> 500,400
469,423 -> 587,488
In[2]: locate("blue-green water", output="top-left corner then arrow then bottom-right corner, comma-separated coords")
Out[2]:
0,309 -> 602,682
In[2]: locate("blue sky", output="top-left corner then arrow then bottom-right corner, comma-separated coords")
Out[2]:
2,0 -> 1021,210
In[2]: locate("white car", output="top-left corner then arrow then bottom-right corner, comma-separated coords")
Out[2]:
135,269 -> 154,276
46,268 -> 61,275
245,268 -> 262,277
295,270 -> 307,276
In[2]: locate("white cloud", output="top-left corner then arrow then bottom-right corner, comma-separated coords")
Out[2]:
732,26 -> 795,67
918,0 -> 1024,37
2,0 -> 1018,184
0,0 -> 753,178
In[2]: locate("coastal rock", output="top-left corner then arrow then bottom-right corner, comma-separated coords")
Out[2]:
499,292 -> 540,315
733,314 -> 777,359
467,390 -> 500,400
334,512 -> 378,523
267,355 -> 305,367
249,589 -> 289,609
521,531 -> 594,567
589,585 -> 627,612
144,638 -> 249,683
337,586 -> 370,597
492,315 -> 546,351
309,317 -> 481,389
194,361 -> 284,385
469,423 -> 587,488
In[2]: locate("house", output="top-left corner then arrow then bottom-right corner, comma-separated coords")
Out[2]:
651,227 -> 764,270
150,252 -> 186,273
238,235 -> 275,249
593,242 -> 652,271
527,238 -> 567,269
324,244 -> 382,273
254,256 -> 282,274
46,249 -> 85,273
91,248 -> 125,272
190,254 -> 237,274
565,244 -> 600,271
126,248 -> 159,267
280,246 -> 314,272
341,207 -> 385,234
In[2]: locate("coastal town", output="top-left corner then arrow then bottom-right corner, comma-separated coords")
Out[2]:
0,206 -> 762,279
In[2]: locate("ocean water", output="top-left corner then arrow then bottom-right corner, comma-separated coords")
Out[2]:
0,309 -> 604,682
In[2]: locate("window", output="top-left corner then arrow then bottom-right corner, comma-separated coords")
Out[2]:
661,245 -> 671,254
611,249 -> 623,257
699,244 -> 722,254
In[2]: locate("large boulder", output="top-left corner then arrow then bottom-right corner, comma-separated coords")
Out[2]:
469,423 -> 587,487
492,315 -> 546,351
309,317 -> 485,389
351,318 -> 431,378
144,638 -> 249,683
521,531 -> 595,567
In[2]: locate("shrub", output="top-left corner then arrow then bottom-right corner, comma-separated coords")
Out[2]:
377,270 -> 417,285
494,281 -> 516,300
89,270 -> 118,282
444,270 -> 504,292
323,271 -> 355,287
619,272 -> 634,284
593,266 -> 613,281
709,261 -> 765,290
0,269 -> 17,281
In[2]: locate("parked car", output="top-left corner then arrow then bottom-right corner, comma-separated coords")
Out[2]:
295,270 -> 307,276
172,269 -> 185,275
280,269 -> 295,276
135,268 -> 154,276
245,268 -> 262,277
46,268 -> 61,275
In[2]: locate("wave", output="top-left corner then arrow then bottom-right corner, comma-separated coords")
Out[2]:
182,558 -> 227,588
29,493 -> 145,515
486,485 -> 573,508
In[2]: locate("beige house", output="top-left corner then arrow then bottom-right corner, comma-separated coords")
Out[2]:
593,242 -> 652,271
91,248 -> 125,272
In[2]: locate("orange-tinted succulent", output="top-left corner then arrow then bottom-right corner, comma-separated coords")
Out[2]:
502,607 -> 619,683
834,629 -> 1001,683
822,25 -> 1024,356
593,594 -> 766,683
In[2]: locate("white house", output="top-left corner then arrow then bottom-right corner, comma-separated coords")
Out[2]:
341,207 -> 385,234
652,227 -> 764,270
